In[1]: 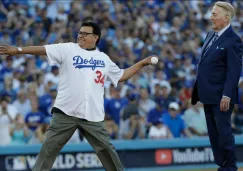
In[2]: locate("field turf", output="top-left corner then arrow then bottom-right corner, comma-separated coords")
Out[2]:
175,168 -> 243,171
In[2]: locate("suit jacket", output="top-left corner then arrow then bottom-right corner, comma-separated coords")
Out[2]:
191,26 -> 243,105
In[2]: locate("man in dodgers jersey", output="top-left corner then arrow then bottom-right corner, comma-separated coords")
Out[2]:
0,22 -> 158,171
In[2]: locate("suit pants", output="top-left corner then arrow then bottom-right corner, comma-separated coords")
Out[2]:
32,112 -> 124,171
204,104 -> 237,171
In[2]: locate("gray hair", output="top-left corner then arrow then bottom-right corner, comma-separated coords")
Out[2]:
215,1 -> 235,21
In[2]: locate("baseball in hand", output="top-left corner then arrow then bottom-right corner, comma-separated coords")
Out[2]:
151,56 -> 158,65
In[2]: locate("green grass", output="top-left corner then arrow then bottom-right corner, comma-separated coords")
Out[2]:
175,169 -> 243,171
177,170 -> 215,171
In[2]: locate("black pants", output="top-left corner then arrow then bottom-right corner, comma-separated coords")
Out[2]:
204,104 -> 237,171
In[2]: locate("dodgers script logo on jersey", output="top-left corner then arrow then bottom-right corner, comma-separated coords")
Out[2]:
73,56 -> 105,70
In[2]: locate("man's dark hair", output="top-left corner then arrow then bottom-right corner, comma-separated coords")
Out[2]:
81,22 -> 101,45
0,95 -> 9,103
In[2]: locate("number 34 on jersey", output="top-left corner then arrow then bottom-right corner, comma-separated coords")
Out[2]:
94,70 -> 105,87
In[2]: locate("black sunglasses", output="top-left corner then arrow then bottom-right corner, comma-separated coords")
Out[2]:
78,31 -> 94,37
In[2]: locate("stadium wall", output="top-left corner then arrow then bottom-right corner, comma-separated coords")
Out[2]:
1,136 -> 243,171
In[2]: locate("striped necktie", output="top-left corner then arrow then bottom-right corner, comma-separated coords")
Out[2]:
204,33 -> 218,54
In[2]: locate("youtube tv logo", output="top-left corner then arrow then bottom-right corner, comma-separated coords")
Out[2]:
155,149 -> 173,165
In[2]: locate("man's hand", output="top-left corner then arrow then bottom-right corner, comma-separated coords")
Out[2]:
0,44 -> 18,56
220,96 -> 231,111
141,56 -> 159,66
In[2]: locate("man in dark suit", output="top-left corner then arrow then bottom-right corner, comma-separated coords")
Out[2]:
191,1 -> 243,171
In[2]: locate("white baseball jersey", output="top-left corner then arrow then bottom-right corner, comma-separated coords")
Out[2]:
44,43 -> 124,122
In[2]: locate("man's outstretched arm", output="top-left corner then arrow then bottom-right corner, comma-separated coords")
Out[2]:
0,44 -> 46,56
119,56 -> 158,82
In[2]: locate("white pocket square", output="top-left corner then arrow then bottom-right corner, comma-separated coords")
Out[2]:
216,46 -> 224,50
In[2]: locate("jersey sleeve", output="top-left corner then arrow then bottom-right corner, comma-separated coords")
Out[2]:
107,59 -> 124,87
44,43 -> 68,66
